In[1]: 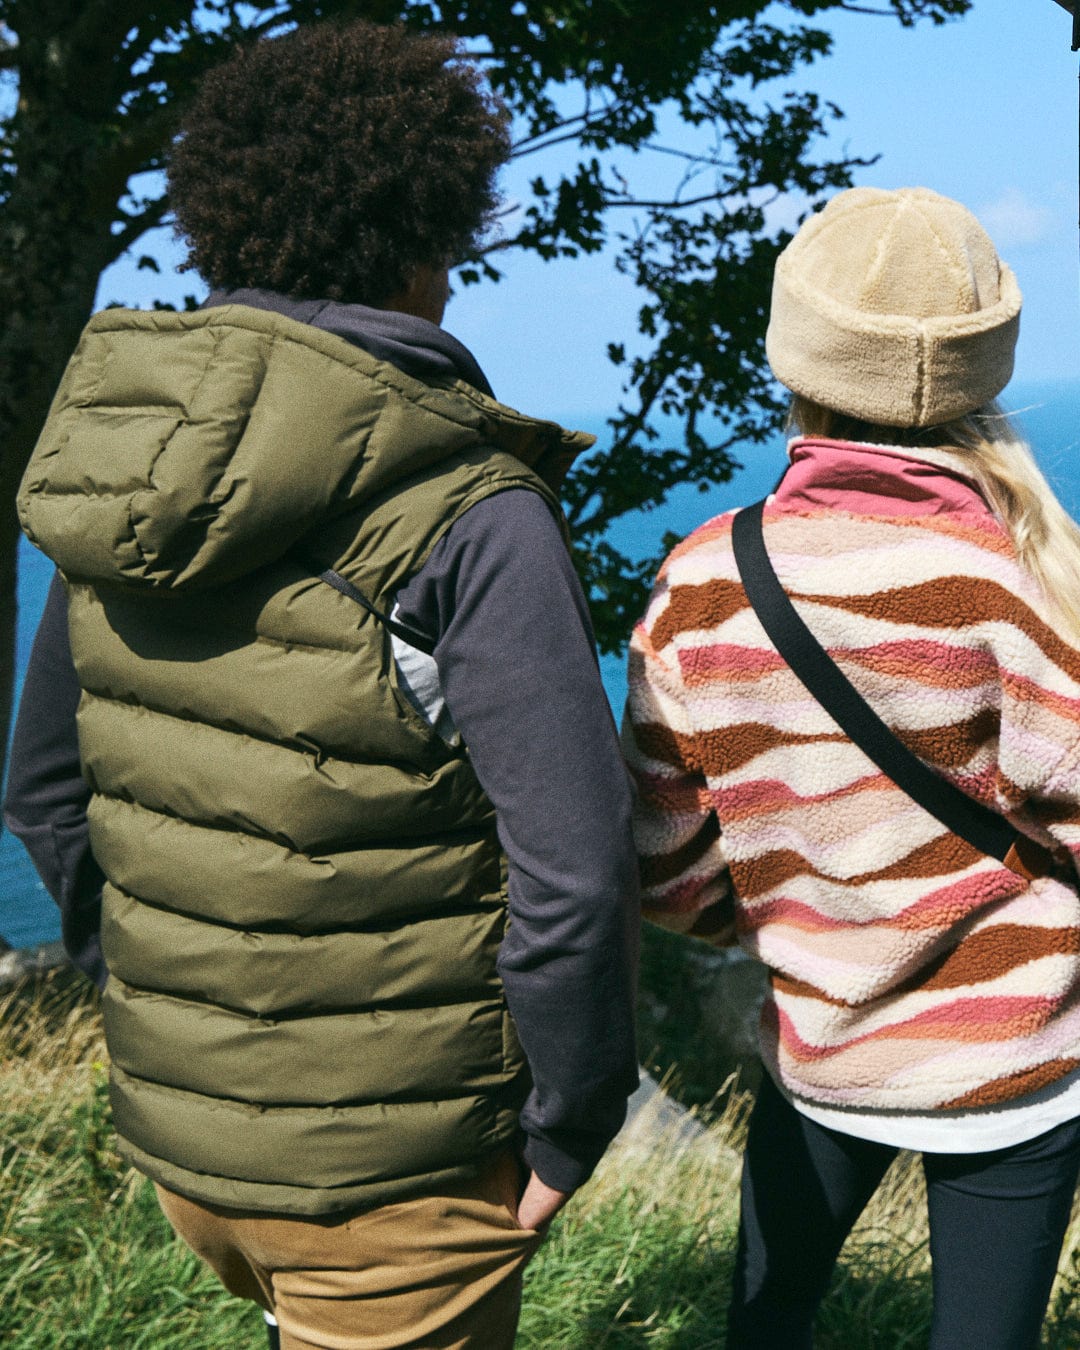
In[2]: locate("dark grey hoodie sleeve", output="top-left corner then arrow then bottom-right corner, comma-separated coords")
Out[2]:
394,489 -> 640,1193
3,572 -> 107,986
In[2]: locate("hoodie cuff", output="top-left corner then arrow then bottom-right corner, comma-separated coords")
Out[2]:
521,1130 -> 613,1195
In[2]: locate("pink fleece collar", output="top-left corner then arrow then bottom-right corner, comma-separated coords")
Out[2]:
775,437 -> 991,519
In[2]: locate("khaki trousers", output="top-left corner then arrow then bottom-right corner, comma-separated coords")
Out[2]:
155,1151 -> 542,1350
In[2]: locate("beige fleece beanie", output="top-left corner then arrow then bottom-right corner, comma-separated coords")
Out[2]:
766,186 -> 1022,428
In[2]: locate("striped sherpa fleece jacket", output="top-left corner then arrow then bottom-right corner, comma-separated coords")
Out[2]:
625,436 -> 1080,1113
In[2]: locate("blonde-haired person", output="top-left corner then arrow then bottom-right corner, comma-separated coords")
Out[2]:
624,187 -> 1080,1349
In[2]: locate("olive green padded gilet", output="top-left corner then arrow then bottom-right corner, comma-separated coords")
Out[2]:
18,305 -> 588,1216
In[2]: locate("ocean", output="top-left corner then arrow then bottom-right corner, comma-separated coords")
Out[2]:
3,379 -> 1077,950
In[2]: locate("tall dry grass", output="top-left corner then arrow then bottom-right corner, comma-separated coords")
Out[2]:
523,1080 -> 1080,1347
2,970 -> 1077,1348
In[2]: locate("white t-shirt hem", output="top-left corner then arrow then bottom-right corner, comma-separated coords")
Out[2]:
778,1066 -> 1080,1153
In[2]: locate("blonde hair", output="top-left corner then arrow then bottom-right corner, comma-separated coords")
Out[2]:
789,395 -> 1080,645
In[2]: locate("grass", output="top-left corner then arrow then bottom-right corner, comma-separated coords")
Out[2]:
2,970 -> 1078,1348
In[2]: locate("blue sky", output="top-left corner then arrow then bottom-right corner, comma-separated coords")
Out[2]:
99,0 -> 1080,422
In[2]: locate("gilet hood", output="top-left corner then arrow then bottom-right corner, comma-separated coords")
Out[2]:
19,304 -> 593,591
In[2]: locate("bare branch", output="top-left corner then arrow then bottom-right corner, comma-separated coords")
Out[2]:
605,189 -> 728,210
511,103 -> 618,156
511,125 -> 604,159
641,141 -> 730,168
511,115 -> 592,154
832,2 -> 916,12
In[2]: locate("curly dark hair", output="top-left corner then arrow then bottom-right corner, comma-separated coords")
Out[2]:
168,20 -> 510,305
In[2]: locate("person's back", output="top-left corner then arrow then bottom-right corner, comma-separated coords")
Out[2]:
6,20 -> 639,1349
626,187 -> 1080,1348
635,430 -> 1080,1114
26,300 -> 567,1210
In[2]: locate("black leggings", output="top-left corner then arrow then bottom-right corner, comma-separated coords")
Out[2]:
727,1074 -> 1080,1349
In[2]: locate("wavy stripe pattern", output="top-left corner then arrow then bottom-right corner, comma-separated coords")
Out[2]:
625,438 -> 1080,1112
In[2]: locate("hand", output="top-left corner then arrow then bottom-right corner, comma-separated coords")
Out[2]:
516,1171 -> 570,1233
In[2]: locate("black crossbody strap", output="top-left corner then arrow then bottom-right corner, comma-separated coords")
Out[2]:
318,568 -> 436,656
731,498 -> 1052,882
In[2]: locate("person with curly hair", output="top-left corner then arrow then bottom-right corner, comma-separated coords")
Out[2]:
6,18 -> 640,1350
168,20 -> 510,309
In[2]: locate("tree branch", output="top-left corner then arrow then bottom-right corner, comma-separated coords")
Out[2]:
511,104 -> 617,156
832,2 -> 919,12
605,189 -> 729,210
640,141 -> 730,167
512,124 -> 604,158
234,7 -> 295,40
479,181 -> 731,257
106,195 -> 170,265
109,102 -> 181,178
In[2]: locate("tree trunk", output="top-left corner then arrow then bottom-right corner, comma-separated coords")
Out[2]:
0,465 -> 20,781
0,56 -> 130,813
0,252 -> 106,819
